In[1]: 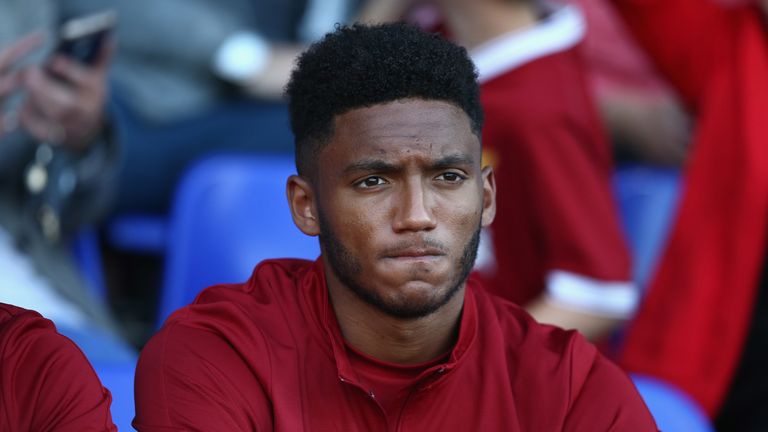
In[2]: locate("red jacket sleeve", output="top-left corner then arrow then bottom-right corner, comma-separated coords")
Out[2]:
0,307 -> 116,431
133,322 -> 273,431
610,0 -> 736,109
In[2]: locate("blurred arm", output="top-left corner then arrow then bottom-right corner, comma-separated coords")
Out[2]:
527,295 -> 623,341
599,90 -> 690,166
19,39 -> 112,151
220,0 -> 418,99
609,0 -> 734,109
0,33 -> 44,138
357,0 -> 417,23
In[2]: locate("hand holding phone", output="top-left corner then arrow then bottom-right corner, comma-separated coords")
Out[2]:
17,10 -> 116,149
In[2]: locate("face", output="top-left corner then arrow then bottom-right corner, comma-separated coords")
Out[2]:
290,99 -> 496,320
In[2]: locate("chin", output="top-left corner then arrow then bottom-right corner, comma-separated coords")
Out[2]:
367,279 -> 463,320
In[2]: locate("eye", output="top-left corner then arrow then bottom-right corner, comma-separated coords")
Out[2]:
435,172 -> 466,183
356,176 -> 388,189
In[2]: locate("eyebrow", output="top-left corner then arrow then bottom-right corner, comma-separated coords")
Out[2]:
342,153 -> 476,175
432,153 -> 476,168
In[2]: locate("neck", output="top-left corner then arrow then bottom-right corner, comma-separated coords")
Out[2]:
439,0 -> 541,50
324,262 -> 465,364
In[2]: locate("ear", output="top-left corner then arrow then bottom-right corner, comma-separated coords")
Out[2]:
286,175 -> 320,236
480,165 -> 496,228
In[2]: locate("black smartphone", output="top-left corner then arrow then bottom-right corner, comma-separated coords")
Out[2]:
53,10 -> 117,65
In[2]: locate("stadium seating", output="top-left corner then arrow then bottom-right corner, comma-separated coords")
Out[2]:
157,153 -> 320,324
631,373 -> 714,431
612,165 -> 682,289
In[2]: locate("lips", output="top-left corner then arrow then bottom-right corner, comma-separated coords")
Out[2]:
381,246 -> 447,260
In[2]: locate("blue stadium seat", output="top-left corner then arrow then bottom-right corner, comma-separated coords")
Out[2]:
158,153 -> 320,324
98,361 -> 137,431
71,227 -> 109,301
631,373 -> 714,431
612,165 -> 682,290
106,215 -> 168,254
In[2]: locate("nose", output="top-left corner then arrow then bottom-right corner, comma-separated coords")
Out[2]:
392,179 -> 437,233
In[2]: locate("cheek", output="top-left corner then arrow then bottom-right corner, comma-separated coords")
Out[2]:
436,195 -> 483,235
323,198 -> 382,251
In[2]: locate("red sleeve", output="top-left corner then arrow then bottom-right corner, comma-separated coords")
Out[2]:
133,322 -> 273,432
563,334 -> 658,431
610,0 -> 735,109
524,124 -> 629,282
0,307 -> 115,431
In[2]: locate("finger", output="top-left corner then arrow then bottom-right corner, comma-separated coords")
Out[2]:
19,100 -> 64,144
0,70 -> 21,98
23,68 -> 78,123
48,54 -> 95,88
0,32 -> 45,73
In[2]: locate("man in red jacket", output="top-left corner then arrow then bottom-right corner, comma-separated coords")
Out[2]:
133,22 -> 656,431
0,303 -> 116,431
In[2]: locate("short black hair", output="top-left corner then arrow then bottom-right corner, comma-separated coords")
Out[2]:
285,22 -> 483,176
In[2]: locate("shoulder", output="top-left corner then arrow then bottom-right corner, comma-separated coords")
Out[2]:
133,260 -> 307,430
0,302 -> 100,381
480,46 -> 596,130
142,258 -> 319,375
0,303 -> 114,431
472,288 -> 594,361
471,287 -> 610,395
193,258 -> 316,306
470,291 -> 656,429
171,258 -> 317,330
0,303 -> 57,357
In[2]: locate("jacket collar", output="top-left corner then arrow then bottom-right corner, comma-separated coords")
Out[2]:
304,257 -> 479,385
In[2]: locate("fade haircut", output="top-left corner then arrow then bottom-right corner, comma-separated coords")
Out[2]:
285,22 -> 483,176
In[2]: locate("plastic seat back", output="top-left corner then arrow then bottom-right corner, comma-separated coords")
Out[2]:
158,153 -> 319,324
613,165 -> 682,289
631,373 -> 714,432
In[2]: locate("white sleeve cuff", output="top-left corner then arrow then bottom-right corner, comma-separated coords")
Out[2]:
546,270 -> 638,318
212,31 -> 271,84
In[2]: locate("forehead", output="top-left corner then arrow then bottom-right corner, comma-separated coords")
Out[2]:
322,99 -> 479,165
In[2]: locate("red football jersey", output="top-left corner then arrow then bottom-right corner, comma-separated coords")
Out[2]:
470,5 -> 635,318
0,303 -> 115,431
134,259 -> 656,431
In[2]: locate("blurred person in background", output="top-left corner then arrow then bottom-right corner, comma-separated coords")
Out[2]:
367,0 -> 691,168
109,0 -> 369,215
0,303 -> 116,431
607,0 -> 768,429
0,0 -> 120,336
569,0 -> 691,167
